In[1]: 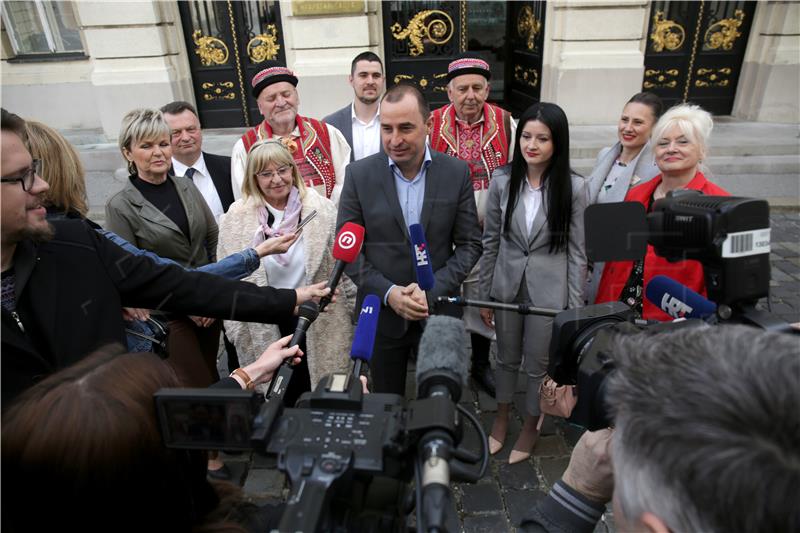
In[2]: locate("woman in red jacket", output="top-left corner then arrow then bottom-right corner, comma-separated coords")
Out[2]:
595,104 -> 730,320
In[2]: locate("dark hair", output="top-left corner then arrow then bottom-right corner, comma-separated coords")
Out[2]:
1,107 -> 28,144
160,100 -> 200,119
2,345 -> 247,533
626,92 -> 664,120
382,83 -> 430,121
350,51 -> 383,76
504,102 -> 574,253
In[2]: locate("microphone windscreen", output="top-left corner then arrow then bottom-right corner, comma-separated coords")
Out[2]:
645,275 -> 717,319
350,294 -> 381,363
416,315 -> 468,388
332,222 -> 365,263
297,301 -> 320,321
409,223 -> 435,291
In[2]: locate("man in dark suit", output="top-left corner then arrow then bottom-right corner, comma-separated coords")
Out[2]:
323,51 -> 385,162
336,84 -> 482,395
161,101 -> 235,219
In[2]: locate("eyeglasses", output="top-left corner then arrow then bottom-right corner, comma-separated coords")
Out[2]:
1,159 -> 42,191
256,166 -> 292,180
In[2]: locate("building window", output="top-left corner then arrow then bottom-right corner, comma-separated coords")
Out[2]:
2,1 -> 84,57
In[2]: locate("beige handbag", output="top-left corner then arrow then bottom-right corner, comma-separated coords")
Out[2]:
538,376 -> 577,419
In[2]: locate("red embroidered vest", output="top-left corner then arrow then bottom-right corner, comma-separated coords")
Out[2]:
240,115 -> 336,198
430,103 -> 511,191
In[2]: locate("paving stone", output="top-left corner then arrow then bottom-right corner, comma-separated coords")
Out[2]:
539,457 -> 571,488
462,513 -> 511,533
771,268 -> 794,282
460,482 -> 504,514
497,460 -> 539,491
243,467 -> 285,499
251,453 -> 277,469
775,260 -> 800,275
477,387 -> 497,412
504,489 -> 547,526
534,434 -> 569,457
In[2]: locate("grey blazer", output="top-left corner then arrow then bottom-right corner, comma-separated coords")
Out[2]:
585,141 -> 659,302
323,103 -> 384,162
337,150 -> 482,337
105,175 -> 218,268
480,165 -> 588,311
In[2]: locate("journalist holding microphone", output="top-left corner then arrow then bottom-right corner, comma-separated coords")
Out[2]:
594,104 -> 730,320
217,140 -> 354,406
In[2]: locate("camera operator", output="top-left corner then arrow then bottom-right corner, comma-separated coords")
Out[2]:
521,325 -> 799,533
0,108 -> 330,406
1,338 -> 301,533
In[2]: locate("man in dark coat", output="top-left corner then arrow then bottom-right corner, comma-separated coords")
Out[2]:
0,108 -> 327,406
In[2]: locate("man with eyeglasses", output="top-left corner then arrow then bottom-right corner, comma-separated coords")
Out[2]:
0,108 -> 329,407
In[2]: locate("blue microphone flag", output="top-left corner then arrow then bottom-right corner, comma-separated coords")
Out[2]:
409,223 -> 435,291
350,294 -> 381,363
645,275 -> 717,320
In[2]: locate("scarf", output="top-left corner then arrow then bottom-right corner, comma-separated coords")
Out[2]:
252,187 -> 302,266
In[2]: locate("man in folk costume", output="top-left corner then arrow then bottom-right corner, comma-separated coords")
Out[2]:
429,53 -> 516,398
231,62 -> 351,204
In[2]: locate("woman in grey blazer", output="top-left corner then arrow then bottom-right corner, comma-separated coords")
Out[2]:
479,103 -> 587,464
585,92 -> 663,302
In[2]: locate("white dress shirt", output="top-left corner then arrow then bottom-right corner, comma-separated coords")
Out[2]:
172,154 -> 225,221
351,103 -> 381,161
521,178 -> 544,235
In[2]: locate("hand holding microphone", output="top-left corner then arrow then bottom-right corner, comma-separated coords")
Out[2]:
389,224 -> 435,321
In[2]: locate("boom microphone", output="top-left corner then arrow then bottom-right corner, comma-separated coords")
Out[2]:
350,294 -> 380,379
414,315 -> 468,532
319,222 -> 365,312
409,223 -> 435,291
645,275 -> 718,320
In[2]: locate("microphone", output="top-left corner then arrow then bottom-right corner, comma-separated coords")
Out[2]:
265,300 -> 319,400
414,315 -> 468,531
349,294 -> 380,380
409,223 -> 435,291
319,222 -> 365,312
645,275 -> 718,320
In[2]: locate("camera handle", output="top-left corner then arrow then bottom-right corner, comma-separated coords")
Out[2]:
278,447 -> 354,532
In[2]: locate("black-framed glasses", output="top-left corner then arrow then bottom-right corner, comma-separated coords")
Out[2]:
1,159 -> 42,191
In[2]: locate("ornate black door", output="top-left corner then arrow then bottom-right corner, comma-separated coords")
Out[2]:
505,2 -> 546,115
178,0 -> 285,128
643,1 -> 755,115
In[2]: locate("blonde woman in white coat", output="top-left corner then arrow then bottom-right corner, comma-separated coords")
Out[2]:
585,92 -> 663,303
218,140 -> 354,406
480,103 -> 587,464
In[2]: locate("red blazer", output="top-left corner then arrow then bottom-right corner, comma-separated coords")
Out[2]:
594,171 -> 730,321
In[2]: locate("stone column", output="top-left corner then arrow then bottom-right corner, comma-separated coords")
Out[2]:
733,1 -> 800,123
540,0 -> 650,124
75,1 -> 193,139
280,0 -> 383,119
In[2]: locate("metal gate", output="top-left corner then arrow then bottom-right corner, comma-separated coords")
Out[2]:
382,1 -> 545,112
177,0 -> 285,128
643,1 -> 756,115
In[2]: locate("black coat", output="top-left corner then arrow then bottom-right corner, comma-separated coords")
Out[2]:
1,219 -> 296,406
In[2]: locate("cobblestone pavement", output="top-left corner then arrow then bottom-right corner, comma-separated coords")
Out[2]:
218,209 -> 798,532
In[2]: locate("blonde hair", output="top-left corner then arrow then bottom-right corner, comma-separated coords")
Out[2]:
651,104 -> 714,159
241,140 -> 306,201
117,108 -> 171,175
25,120 -> 89,216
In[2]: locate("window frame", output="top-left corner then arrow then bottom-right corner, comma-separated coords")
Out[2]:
1,0 -> 87,61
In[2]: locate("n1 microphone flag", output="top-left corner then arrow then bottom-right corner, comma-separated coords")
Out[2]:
350,294 -> 380,364
645,275 -> 717,319
409,223 -> 435,291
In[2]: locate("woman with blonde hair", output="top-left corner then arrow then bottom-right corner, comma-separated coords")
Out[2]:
218,140 -> 354,406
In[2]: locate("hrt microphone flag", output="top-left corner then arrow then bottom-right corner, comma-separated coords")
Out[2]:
350,294 -> 380,364
645,275 -> 718,320
409,223 -> 435,291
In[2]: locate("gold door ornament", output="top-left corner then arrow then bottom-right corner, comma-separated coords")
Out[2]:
247,25 -> 281,63
649,11 -> 685,52
517,5 -> 542,52
192,30 -> 230,66
391,9 -> 454,57
392,73 -> 448,92
694,67 -> 732,87
643,68 -> 680,89
201,81 -> 237,101
514,65 -> 539,88
704,9 -> 745,50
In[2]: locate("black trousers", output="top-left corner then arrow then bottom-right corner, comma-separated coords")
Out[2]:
369,322 -> 423,396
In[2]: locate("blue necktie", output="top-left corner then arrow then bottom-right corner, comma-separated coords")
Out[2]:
185,167 -> 196,180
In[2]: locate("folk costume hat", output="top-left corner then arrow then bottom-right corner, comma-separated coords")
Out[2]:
251,61 -> 298,97
446,53 -> 491,82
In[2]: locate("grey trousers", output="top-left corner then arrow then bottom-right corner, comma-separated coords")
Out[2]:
494,280 -> 552,417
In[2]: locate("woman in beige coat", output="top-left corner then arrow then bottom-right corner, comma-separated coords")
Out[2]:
218,140 -> 354,406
